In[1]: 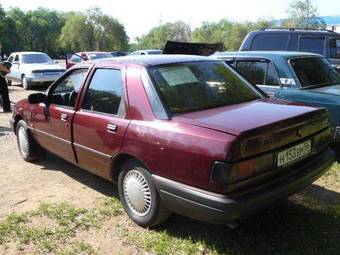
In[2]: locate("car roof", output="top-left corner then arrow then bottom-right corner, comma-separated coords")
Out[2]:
251,29 -> 340,35
214,51 -> 322,59
93,55 -> 213,67
77,51 -> 109,54
11,52 -> 47,55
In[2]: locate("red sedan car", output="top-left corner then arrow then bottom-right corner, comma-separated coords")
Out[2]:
11,55 -> 334,227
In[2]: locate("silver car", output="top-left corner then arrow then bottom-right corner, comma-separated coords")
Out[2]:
6,52 -> 65,90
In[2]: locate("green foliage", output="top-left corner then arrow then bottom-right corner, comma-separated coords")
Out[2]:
192,19 -> 274,51
59,7 -> 129,53
282,0 -> 326,29
136,21 -> 191,50
0,4 -> 128,57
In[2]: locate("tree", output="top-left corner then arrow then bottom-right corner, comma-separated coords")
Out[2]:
283,0 -> 325,29
135,21 -> 191,50
59,7 -> 129,53
7,7 -> 66,57
0,4 -> 20,56
192,19 -> 273,51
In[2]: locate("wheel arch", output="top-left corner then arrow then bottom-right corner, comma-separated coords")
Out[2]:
110,152 -> 153,183
13,114 -> 23,135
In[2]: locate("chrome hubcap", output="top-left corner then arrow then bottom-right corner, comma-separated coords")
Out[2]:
123,170 -> 152,216
18,126 -> 28,156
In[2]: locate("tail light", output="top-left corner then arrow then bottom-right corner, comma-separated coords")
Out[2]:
211,153 -> 274,185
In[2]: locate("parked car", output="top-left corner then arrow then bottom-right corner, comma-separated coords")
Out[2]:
109,51 -> 127,57
6,52 -> 65,90
240,28 -> 340,69
11,55 -> 333,227
129,49 -> 162,55
214,51 -> 340,152
66,52 -> 113,69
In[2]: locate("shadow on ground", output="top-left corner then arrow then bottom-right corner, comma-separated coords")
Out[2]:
37,153 -> 117,197
34,153 -> 340,255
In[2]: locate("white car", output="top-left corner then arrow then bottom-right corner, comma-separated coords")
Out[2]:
129,49 -> 162,55
6,52 -> 66,90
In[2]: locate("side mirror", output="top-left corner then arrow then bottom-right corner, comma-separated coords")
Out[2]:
28,93 -> 46,104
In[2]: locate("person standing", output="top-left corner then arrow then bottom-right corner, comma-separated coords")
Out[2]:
0,61 -> 11,112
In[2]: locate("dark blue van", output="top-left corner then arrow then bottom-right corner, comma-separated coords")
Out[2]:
240,28 -> 340,69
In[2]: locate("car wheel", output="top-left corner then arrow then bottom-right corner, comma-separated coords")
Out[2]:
118,159 -> 171,227
16,120 -> 45,161
21,75 -> 31,90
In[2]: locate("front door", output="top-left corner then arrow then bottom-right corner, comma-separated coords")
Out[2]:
72,67 -> 130,180
31,68 -> 89,163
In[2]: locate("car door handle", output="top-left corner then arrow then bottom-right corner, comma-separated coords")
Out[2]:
107,123 -> 117,133
60,113 -> 68,122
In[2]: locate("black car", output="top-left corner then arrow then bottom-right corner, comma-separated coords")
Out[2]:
240,28 -> 340,69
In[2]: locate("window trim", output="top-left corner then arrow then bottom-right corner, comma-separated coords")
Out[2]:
80,67 -> 126,118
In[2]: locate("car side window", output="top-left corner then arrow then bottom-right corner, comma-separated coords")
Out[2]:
14,55 -> 19,62
299,37 -> 325,55
236,61 -> 279,86
50,68 -> 88,107
251,34 -> 288,51
82,68 -> 124,116
329,37 -> 340,59
7,55 -> 14,63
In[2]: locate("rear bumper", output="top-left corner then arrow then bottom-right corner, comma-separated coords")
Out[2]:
153,148 -> 334,225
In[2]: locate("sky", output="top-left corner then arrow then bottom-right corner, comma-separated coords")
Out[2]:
1,0 -> 340,41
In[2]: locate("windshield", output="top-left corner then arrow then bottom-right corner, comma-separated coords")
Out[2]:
22,53 -> 52,64
290,57 -> 340,87
148,61 -> 262,114
88,53 -> 112,60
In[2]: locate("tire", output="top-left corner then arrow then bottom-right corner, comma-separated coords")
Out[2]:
21,75 -> 31,90
16,120 -> 45,161
6,79 -> 12,86
118,159 -> 171,227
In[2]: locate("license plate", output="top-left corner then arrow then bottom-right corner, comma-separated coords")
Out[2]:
277,140 -> 311,167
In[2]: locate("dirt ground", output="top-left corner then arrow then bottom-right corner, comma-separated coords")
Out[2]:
0,83 -> 339,255
0,84 -> 138,254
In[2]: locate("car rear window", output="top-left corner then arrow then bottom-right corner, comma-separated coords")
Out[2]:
290,57 -> 340,87
148,61 -> 262,114
251,34 -> 289,51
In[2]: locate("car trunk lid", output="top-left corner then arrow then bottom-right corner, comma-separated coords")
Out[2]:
174,99 -> 329,160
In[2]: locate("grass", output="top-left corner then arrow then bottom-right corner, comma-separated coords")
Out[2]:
0,166 -> 339,255
0,198 -> 123,254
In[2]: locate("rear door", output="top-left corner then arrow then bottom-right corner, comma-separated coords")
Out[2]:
235,59 -> 281,97
72,66 -> 130,180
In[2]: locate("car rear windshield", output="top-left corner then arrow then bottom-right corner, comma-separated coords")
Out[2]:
290,57 -> 340,87
88,53 -> 112,59
147,50 -> 162,55
148,61 -> 262,114
22,54 -> 52,64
